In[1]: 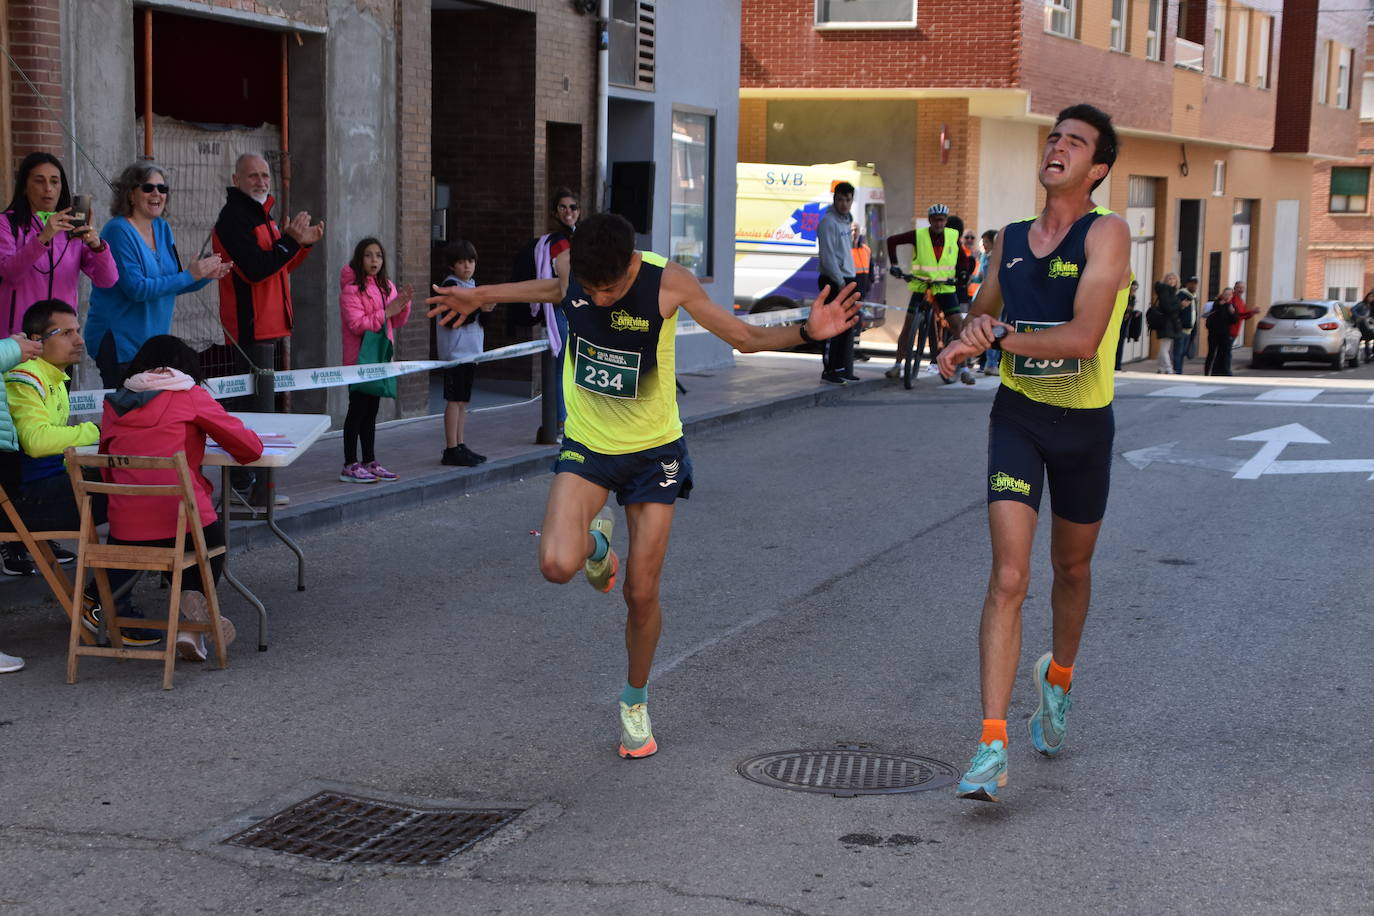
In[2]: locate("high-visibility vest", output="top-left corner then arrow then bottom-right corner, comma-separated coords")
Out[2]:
909,227 -> 959,294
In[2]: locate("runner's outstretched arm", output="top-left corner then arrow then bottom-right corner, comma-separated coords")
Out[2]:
426,277 -> 564,326
665,262 -> 860,352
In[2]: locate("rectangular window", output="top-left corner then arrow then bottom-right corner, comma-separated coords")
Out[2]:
815,0 -> 915,27
1336,46 -> 1353,109
1325,258 -> 1362,302
1232,9 -> 1249,83
1210,20 -> 1224,78
670,109 -> 714,280
1329,166 -> 1370,213
1045,0 -> 1075,38
1110,0 -> 1127,52
1145,0 -> 1163,60
1317,40 -> 1330,105
1362,74 -> 1374,120
1255,15 -> 1270,88
1212,161 -> 1226,197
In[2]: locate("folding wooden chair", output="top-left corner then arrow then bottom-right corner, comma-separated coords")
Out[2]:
0,481 -> 96,646
63,449 -> 230,690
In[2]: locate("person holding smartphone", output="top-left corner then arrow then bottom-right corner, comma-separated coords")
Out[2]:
0,152 -> 117,337
85,162 -> 230,387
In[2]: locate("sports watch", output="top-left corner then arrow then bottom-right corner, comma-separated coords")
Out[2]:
990,324 -> 1008,350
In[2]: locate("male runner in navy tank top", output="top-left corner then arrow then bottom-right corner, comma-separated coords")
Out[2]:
937,104 -> 1131,802
427,213 -> 860,759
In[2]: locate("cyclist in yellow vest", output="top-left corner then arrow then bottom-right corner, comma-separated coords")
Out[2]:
885,204 -> 976,384
426,212 -> 860,761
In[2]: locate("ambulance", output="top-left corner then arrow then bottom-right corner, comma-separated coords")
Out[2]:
734,160 -> 887,327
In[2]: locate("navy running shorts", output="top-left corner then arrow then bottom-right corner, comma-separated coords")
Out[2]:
442,364 -> 476,402
985,386 -> 1114,525
552,436 -> 693,506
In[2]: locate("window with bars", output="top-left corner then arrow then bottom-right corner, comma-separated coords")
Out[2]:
609,0 -> 655,91
1330,167 -> 1369,213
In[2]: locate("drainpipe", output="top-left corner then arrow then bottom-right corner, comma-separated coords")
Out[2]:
142,9 -> 153,159
596,0 -> 609,209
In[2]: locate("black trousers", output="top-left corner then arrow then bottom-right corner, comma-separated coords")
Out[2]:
1204,333 -> 1233,375
108,520 -> 225,595
818,275 -> 855,377
343,390 -> 381,464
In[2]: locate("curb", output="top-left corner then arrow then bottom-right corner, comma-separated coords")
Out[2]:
234,376 -> 888,550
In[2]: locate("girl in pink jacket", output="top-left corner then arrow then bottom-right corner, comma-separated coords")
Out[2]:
0,153 -> 118,335
339,237 -> 411,483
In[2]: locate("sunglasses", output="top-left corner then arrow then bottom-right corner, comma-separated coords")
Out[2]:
557,203 -> 579,211
35,326 -> 77,342
139,183 -> 170,194
963,235 -> 975,241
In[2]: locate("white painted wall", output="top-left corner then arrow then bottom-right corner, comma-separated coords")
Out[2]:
977,118 -> 1039,233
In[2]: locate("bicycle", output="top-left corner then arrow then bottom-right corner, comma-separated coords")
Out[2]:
891,270 -> 955,389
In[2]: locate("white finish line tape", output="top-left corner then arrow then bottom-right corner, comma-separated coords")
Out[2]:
65,307 -> 820,414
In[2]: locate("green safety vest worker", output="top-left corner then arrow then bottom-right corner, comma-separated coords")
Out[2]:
909,226 -> 960,294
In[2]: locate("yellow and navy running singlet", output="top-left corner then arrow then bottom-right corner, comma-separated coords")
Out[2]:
561,251 -> 681,455
997,207 -> 1128,409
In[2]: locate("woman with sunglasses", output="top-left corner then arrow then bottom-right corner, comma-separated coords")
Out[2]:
0,152 -> 118,338
84,162 -> 231,387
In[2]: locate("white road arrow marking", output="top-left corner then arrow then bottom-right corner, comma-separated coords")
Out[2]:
1230,423 -> 1329,479
1121,442 -> 1243,473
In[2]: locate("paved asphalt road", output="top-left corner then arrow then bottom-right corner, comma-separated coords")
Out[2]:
1,367 -> 1370,914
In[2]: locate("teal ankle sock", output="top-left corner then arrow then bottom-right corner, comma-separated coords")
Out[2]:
589,528 -> 609,562
620,682 -> 647,707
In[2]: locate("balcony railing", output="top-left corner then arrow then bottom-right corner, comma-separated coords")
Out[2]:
1175,37 -> 1204,71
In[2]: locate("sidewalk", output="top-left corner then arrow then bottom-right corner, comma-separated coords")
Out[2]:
232,352 -> 893,549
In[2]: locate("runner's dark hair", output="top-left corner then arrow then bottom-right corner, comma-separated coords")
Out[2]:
348,236 -> 392,297
122,334 -> 207,385
21,298 -> 75,337
5,152 -> 73,238
1055,103 -> 1118,190
569,212 -> 635,289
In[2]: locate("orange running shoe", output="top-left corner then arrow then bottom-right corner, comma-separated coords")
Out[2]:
617,701 -> 658,758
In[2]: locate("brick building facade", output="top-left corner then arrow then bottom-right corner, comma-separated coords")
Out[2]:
1306,22 -> 1374,303
741,1 -> 1366,360
1,0 -> 739,426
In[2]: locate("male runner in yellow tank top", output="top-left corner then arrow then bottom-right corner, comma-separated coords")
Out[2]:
427,213 -> 859,759
937,104 -> 1131,802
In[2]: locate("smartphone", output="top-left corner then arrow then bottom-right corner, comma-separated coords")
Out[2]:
68,194 -> 92,234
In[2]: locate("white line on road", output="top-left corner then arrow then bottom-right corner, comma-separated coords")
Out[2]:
1255,388 -> 1323,401
1146,384 -> 1224,398
1186,399 -> 1374,410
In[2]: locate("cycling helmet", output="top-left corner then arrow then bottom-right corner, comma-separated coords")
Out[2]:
927,204 -> 949,216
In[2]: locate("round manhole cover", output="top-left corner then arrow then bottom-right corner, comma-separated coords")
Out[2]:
738,748 -> 958,797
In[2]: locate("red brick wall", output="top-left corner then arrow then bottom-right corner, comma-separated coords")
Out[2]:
7,0 -> 63,172
738,98 -> 767,163
741,0 -> 1019,90
914,99 -> 979,232
394,0 -> 431,414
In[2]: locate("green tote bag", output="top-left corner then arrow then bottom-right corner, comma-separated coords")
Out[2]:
349,329 -> 397,398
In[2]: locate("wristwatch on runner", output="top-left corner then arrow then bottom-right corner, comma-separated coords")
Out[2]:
991,324 -> 1008,350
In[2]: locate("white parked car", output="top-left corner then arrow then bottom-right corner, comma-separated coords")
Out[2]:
1249,300 -> 1362,370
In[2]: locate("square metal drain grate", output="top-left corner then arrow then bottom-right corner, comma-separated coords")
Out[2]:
223,790 -> 524,866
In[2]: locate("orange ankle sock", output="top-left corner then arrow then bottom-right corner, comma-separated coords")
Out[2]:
1047,658 -> 1074,692
980,719 -> 1008,746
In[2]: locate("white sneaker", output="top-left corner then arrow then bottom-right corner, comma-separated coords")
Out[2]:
0,649 -> 24,673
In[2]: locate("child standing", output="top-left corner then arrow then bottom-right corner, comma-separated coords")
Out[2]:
437,240 -> 493,466
339,237 -> 411,483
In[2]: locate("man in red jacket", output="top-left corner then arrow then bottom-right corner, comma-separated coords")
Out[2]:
213,153 -> 321,506
212,153 -> 323,411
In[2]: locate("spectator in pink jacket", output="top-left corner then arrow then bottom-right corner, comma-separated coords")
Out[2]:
0,153 -> 118,336
339,237 -> 411,484
100,335 -> 263,661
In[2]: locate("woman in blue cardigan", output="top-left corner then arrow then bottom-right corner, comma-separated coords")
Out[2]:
85,162 -> 231,387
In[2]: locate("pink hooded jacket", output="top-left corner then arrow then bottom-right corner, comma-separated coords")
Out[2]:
339,265 -> 410,366
0,212 -> 118,335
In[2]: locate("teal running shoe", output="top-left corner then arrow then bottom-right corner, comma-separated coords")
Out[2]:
955,740 -> 1008,802
617,701 -> 658,759
1028,652 -> 1072,757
